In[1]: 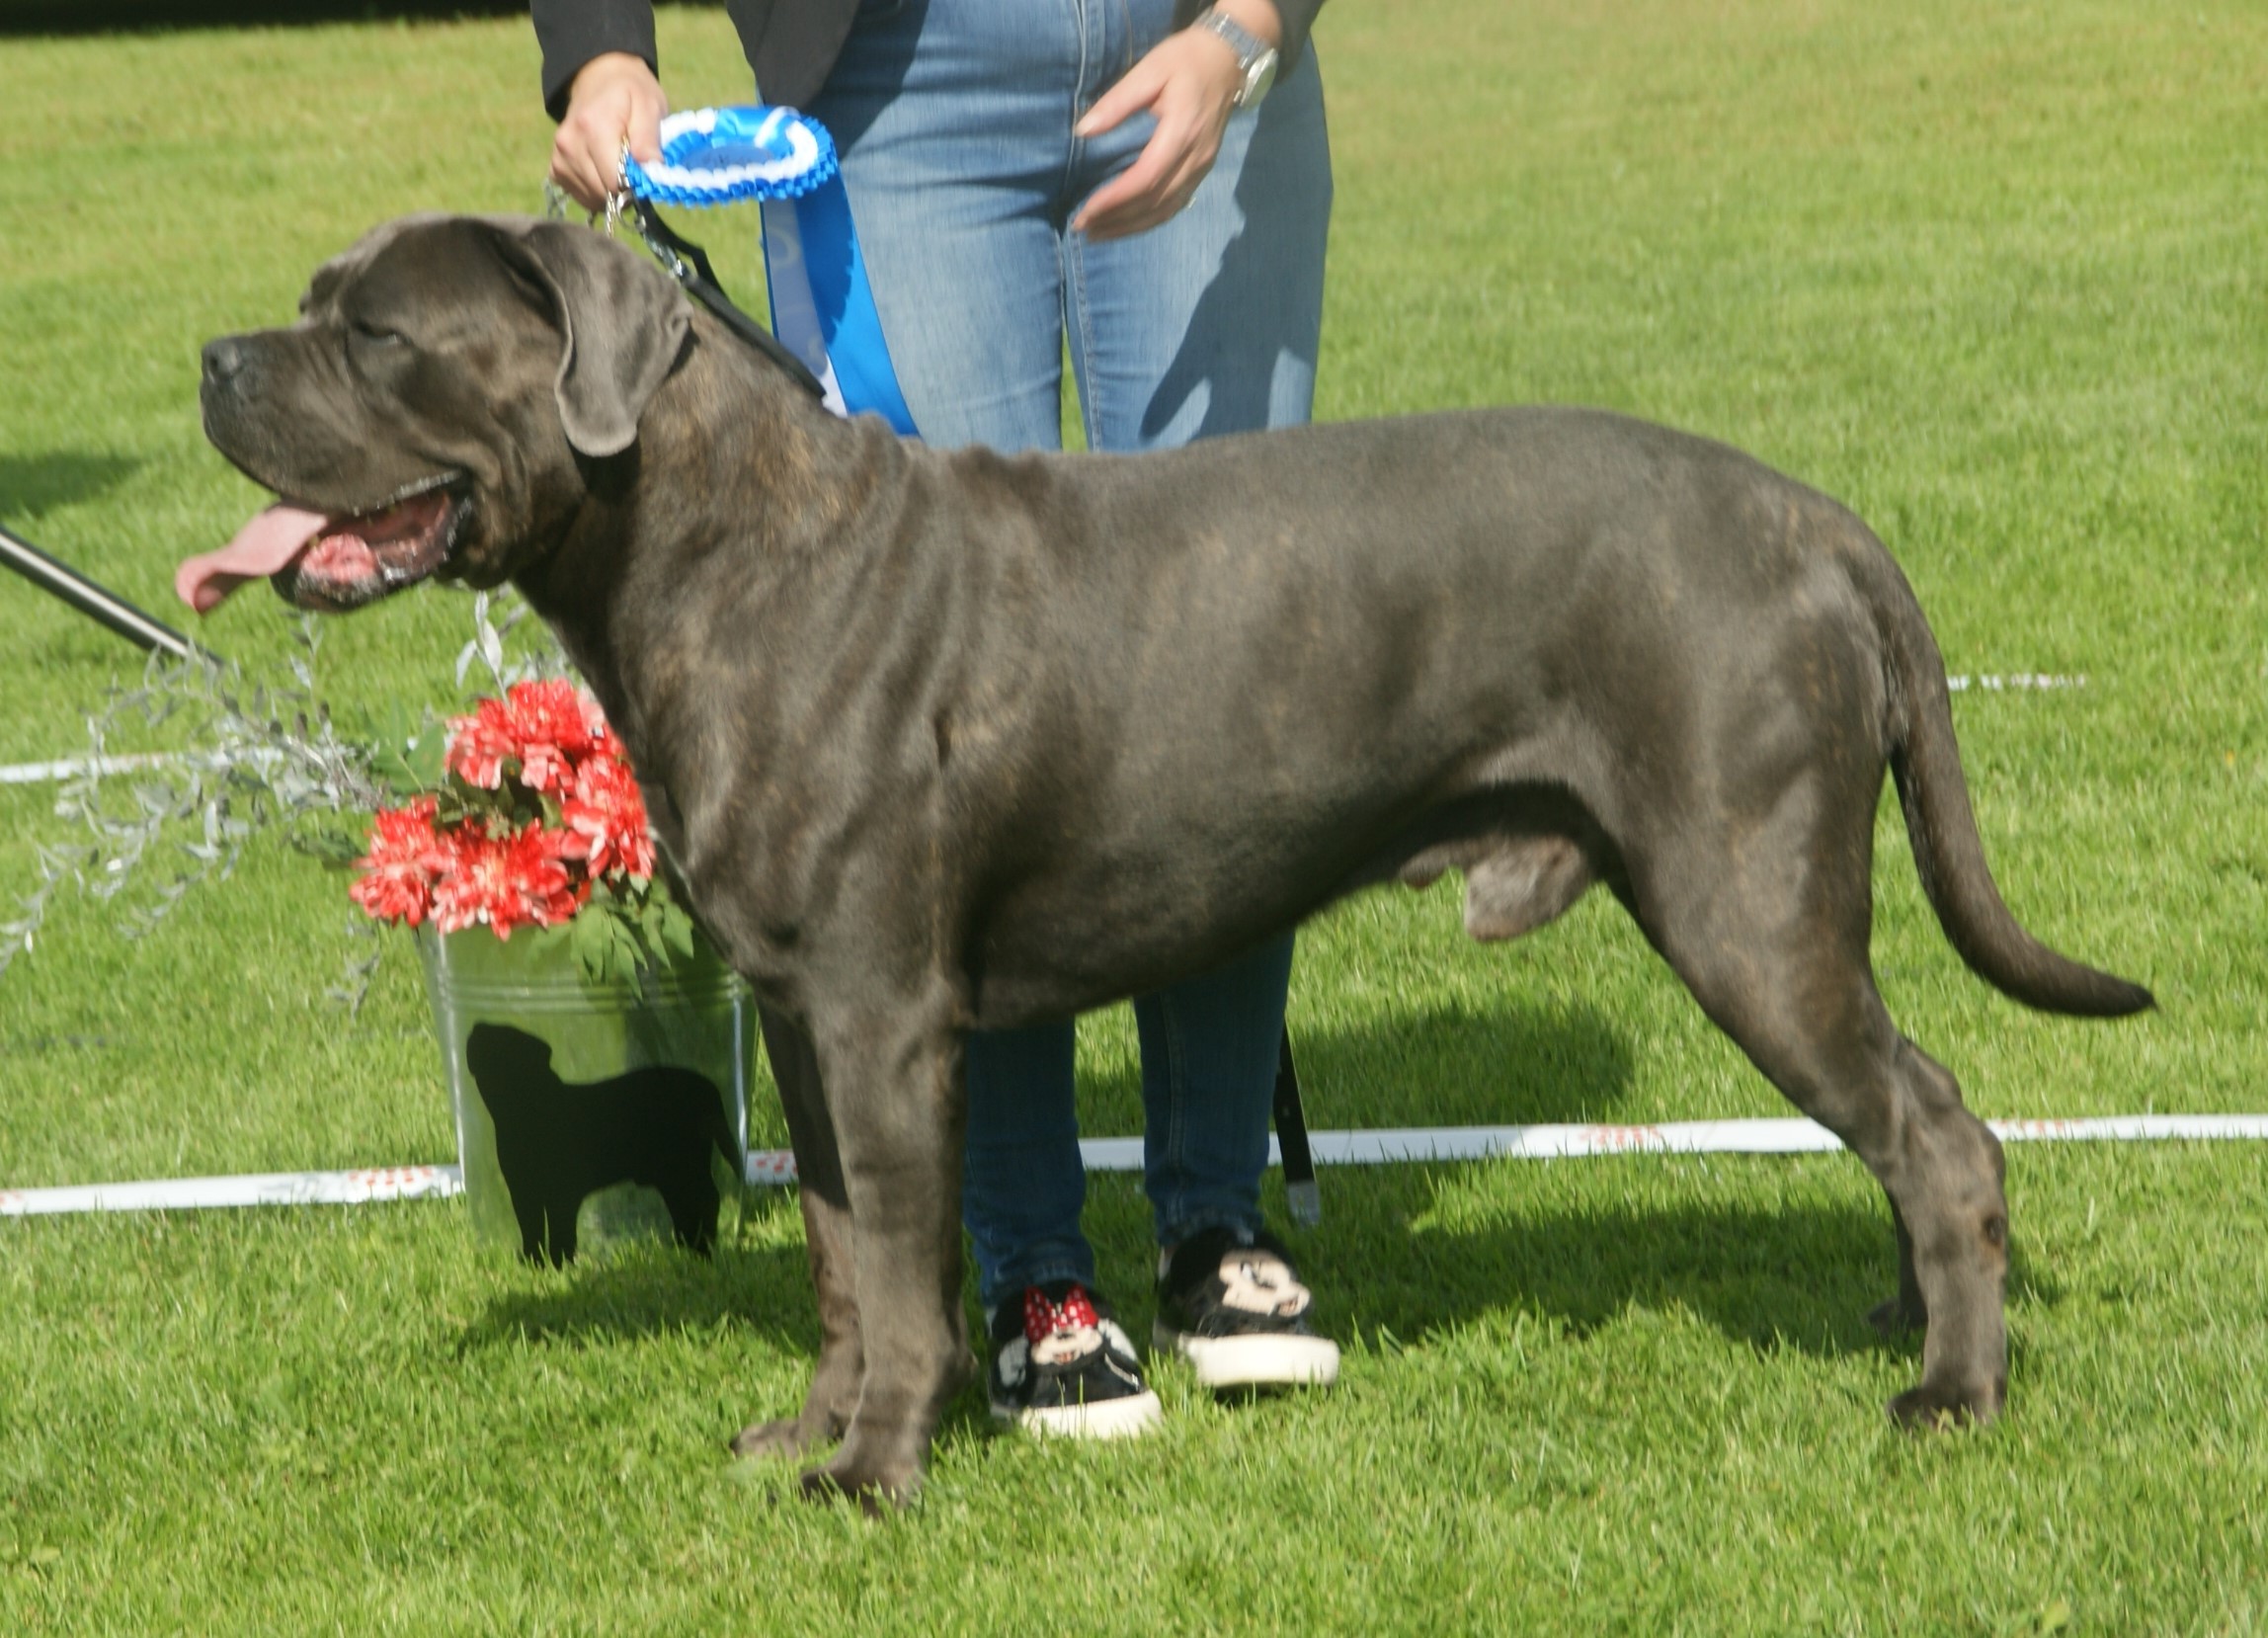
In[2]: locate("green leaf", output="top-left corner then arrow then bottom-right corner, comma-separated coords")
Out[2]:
603,912 -> 640,988
569,901 -> 611,985
658,897 -> 695,961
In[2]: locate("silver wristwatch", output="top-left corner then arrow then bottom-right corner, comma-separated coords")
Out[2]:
1195,6 -> 1279,111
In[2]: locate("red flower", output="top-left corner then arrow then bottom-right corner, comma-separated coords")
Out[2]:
444,696 -> 520,790
444,680 -> 616,794
349,796 -> 447,927
430,822 -> 584,938
505,679 -> 609,794
561,753 -> 656,883
381,683 -> 648,939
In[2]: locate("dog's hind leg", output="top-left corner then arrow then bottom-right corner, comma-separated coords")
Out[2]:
1616,780 -> 2010,1429
732,1006 -> 867,1462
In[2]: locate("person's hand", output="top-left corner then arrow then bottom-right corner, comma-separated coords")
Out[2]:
1071,1 -> 1281,242
551,52 -> 669,212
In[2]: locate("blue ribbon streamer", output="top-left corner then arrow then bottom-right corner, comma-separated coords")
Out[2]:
763,185 -> 921,437
621,104 -> 919,439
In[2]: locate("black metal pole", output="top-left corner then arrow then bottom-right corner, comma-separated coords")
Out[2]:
1,521 -> 208,664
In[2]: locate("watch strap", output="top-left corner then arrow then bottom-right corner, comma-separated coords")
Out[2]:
1195,7 -> 1279,110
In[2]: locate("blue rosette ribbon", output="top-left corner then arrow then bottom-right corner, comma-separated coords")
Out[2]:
620,105 -> 838,205
623,105 -> 917,438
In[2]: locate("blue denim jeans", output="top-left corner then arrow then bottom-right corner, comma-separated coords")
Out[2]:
804,0 -> 1331,1310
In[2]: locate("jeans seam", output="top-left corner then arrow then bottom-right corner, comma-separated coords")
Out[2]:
1062,0 -> 1093,215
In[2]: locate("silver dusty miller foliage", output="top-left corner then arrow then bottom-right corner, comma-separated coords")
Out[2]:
3,590 -> 566,1007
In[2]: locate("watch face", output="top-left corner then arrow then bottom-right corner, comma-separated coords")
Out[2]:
1243,47 -> 1278,108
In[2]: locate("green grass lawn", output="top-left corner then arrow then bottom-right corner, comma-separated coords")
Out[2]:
2,0 -> 2264,1630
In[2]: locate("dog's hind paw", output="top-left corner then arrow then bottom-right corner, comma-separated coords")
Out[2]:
798,1457 -> 917,1515
1886,1373 -> 2005,1431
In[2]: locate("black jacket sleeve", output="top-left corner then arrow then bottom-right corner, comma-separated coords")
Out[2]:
535,0 -> 1326,124
533,1 -> 858,119
531,0 -> 659,122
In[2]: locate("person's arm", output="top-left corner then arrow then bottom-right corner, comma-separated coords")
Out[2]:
532,0 -> 671,211
1071,0 -> 1325,243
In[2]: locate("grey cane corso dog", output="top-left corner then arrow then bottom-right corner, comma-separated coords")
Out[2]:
186,215 -> 2150,1506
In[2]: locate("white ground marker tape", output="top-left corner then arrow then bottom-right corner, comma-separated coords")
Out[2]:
4,1115 -> 2261,1218
0,1165 -> 461,1217
0,677 -> 2093,787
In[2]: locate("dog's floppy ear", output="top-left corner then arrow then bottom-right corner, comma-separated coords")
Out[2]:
483,218 -> 692,458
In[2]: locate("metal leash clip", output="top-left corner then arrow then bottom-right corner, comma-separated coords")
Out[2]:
604,137 -> 632,237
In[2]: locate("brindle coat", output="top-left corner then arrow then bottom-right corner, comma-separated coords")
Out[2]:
197,216 -> 2150,1507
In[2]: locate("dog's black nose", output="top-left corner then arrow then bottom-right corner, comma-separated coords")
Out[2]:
202,338 -> 247,386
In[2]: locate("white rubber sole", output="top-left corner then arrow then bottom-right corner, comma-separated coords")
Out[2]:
993,1389 -> 1165,1439
1154,1323 -> 1341,1389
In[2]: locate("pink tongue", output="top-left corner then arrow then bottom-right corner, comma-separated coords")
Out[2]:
175,504 -> 329,614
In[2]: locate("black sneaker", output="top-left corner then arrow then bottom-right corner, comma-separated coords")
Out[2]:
1154,1225 -> 1340,1389
987,1280 -> 1164,1438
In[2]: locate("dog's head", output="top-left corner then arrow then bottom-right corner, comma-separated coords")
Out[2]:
179,214 -> 692,615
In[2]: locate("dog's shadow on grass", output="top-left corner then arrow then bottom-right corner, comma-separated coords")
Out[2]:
1080,994 -> 2057,1367
1312,1174 -> 1907,1362
1095,1162 -> 2055,1372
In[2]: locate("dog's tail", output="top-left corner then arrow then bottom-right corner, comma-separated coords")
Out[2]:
1862,539 -> 2153,1019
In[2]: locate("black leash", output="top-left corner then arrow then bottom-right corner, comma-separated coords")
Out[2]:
1273,1031 -> 1321,1225
625,199 -> 830,405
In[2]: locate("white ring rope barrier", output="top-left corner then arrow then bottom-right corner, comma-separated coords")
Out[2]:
3,1114 -> 2261,1218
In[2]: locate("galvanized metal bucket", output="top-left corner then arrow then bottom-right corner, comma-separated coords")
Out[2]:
417,923 -> 752,1264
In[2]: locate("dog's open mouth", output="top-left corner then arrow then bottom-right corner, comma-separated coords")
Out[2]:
175,480 -> 465,614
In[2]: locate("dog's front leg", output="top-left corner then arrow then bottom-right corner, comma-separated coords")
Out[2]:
795,1004 -> 973,1510
731,1005 -> 866,1461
